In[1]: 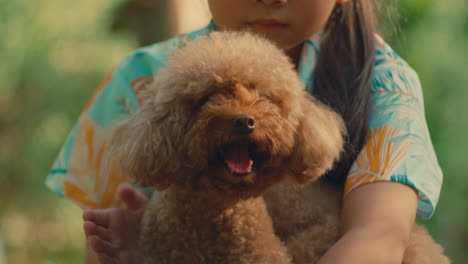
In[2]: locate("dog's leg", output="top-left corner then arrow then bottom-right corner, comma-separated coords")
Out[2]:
264,180 -> 343,263
283,214 -> 340,264
212,197 -> 292,264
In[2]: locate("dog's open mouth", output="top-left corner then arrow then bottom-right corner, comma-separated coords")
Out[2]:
219,141 -> 260,177
223,142 -> 253,176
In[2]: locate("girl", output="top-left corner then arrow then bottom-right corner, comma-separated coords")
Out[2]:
46,0 -> 443,263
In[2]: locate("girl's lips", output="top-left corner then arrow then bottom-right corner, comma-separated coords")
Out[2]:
248,19 -> 287,33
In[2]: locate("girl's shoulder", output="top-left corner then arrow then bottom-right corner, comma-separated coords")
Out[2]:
115,24 -> 213,80
374,36 -> 413,71
370,36 -> 422,100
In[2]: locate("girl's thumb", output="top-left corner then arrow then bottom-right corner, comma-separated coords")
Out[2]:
118,182 -> 148,211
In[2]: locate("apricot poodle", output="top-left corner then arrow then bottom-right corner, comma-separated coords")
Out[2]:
110,31 -> 450,264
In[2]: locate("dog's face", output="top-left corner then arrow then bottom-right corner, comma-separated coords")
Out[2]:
111,32 -> 345,196
180,80 -> 301,194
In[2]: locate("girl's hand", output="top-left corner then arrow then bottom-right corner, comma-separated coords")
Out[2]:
318,181 -> 418,264
83,183 -> 148,264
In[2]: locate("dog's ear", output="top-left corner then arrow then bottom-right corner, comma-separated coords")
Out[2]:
288,94 -> 346,184
110,97 -> 184,190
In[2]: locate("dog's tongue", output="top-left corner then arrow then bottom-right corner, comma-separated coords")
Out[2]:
225,143 -> 253,174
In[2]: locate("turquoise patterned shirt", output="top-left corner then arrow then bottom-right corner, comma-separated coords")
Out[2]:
46,21 -> 442,219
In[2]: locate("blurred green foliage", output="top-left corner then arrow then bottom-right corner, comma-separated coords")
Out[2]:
0,0 -> 466,263
0,0 -> 135,262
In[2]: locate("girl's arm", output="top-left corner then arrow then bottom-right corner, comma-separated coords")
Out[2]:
318,181 -> 418,264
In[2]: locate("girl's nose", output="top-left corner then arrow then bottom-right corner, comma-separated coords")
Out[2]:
252,0 -> 287,6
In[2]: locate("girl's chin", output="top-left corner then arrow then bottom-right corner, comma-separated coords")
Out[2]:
244,24 -> 286,38
238,26 -> 303,56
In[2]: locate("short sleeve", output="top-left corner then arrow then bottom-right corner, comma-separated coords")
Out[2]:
344,58 -> 443,219
45,54 -> 156,209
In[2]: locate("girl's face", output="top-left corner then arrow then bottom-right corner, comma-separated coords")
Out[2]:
207,0 -> 337,53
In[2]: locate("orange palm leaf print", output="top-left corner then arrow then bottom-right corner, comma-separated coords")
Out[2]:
345,125 -> 410,193
64,116 -> 127,209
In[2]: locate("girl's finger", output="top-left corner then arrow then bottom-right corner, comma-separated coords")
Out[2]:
88,235 -> 117,257
83,221 -> 112,242
83,209 -> 114,228
118,183 -> 148,211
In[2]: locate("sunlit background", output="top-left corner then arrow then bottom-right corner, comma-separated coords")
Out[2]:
0,0 -> 466,263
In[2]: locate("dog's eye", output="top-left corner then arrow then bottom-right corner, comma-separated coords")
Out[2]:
196,94 -> 212,108
263,92 -> 286,107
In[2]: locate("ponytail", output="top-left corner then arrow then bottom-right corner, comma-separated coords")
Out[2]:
313,0 -> 376,184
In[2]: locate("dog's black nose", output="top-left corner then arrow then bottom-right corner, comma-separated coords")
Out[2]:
233,114 -> 255,134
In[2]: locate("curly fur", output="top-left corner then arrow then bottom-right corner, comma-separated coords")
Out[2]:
110,31 -> 450,263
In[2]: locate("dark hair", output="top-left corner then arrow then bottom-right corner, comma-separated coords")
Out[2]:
313,0 -> 376,184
